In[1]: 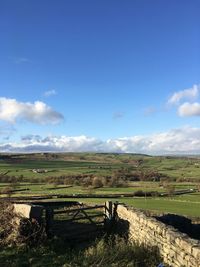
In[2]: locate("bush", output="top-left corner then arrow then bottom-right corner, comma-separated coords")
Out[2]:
108,175 -> 127,187
82,177 -> 92,187
130,171 -> 170,182
92,177 -> 103,188
133,190 -> 159,197
134,190 -> 146,197
0,186 -> 13,197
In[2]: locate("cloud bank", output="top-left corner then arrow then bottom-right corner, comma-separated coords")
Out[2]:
1,126 -> 200,154
168,84 -> 199,105
178,102 -> 200,117
167,84 -> 200,117
0,97 -> 63,124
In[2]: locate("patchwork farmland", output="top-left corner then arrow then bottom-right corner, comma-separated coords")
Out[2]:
0,152 -> 200,217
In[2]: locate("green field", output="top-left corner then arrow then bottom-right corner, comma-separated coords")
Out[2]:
0,159 -> 125,178
1,182 -> 200,217
1,153 -> 200,180
0,153 -> 200,218
0,153 -> 200,267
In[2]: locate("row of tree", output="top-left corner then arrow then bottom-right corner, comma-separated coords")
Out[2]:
1,168 -> 199,189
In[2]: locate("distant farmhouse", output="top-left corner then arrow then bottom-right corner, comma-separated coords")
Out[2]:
32,169 -> 48,174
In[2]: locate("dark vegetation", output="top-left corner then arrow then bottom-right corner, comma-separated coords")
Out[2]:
0,169 -> 171,187
0,236 -> 163,267
0,202 -> 164,267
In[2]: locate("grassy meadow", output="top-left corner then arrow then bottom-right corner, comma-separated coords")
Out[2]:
1,152 -> 200,180
0,153 -> 200,217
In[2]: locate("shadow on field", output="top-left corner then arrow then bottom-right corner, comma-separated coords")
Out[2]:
51,219 -> 105,246
109,217 -> 130,239
156,214 -> 200,240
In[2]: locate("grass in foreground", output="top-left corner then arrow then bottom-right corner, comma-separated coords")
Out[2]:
0,236 -> 163,267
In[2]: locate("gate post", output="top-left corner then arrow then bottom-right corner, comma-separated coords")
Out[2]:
45,207 -> 54,237
105,201 -> 113,220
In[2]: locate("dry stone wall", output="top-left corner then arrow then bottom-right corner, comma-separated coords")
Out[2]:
117,205 -> 200,267
13,204 -> 43,222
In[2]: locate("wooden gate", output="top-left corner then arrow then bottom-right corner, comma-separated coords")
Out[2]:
45,201 -> 115,241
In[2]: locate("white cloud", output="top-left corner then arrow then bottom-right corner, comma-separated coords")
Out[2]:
21,134 -> 42,142
168,84 -> 199,105
44,89 -> 57,97
0,135 -> 104,153
178,102 -> 200,117
0,97 -> 63,124
1,126 -> 200,154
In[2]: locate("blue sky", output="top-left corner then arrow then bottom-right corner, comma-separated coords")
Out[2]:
0,0 -> 200,154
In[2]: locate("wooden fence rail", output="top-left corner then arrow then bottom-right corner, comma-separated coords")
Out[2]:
53,204 -> 105,215
45,201 -> 116,238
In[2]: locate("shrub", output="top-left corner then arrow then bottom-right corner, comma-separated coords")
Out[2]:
81,177 -> 92,187
92,177 -> 103,188
108,175 -> 127,187
134,190 -> 145,197
0,186 -> 13,197
102,176 -> 109,186
133,190 -> 159,197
